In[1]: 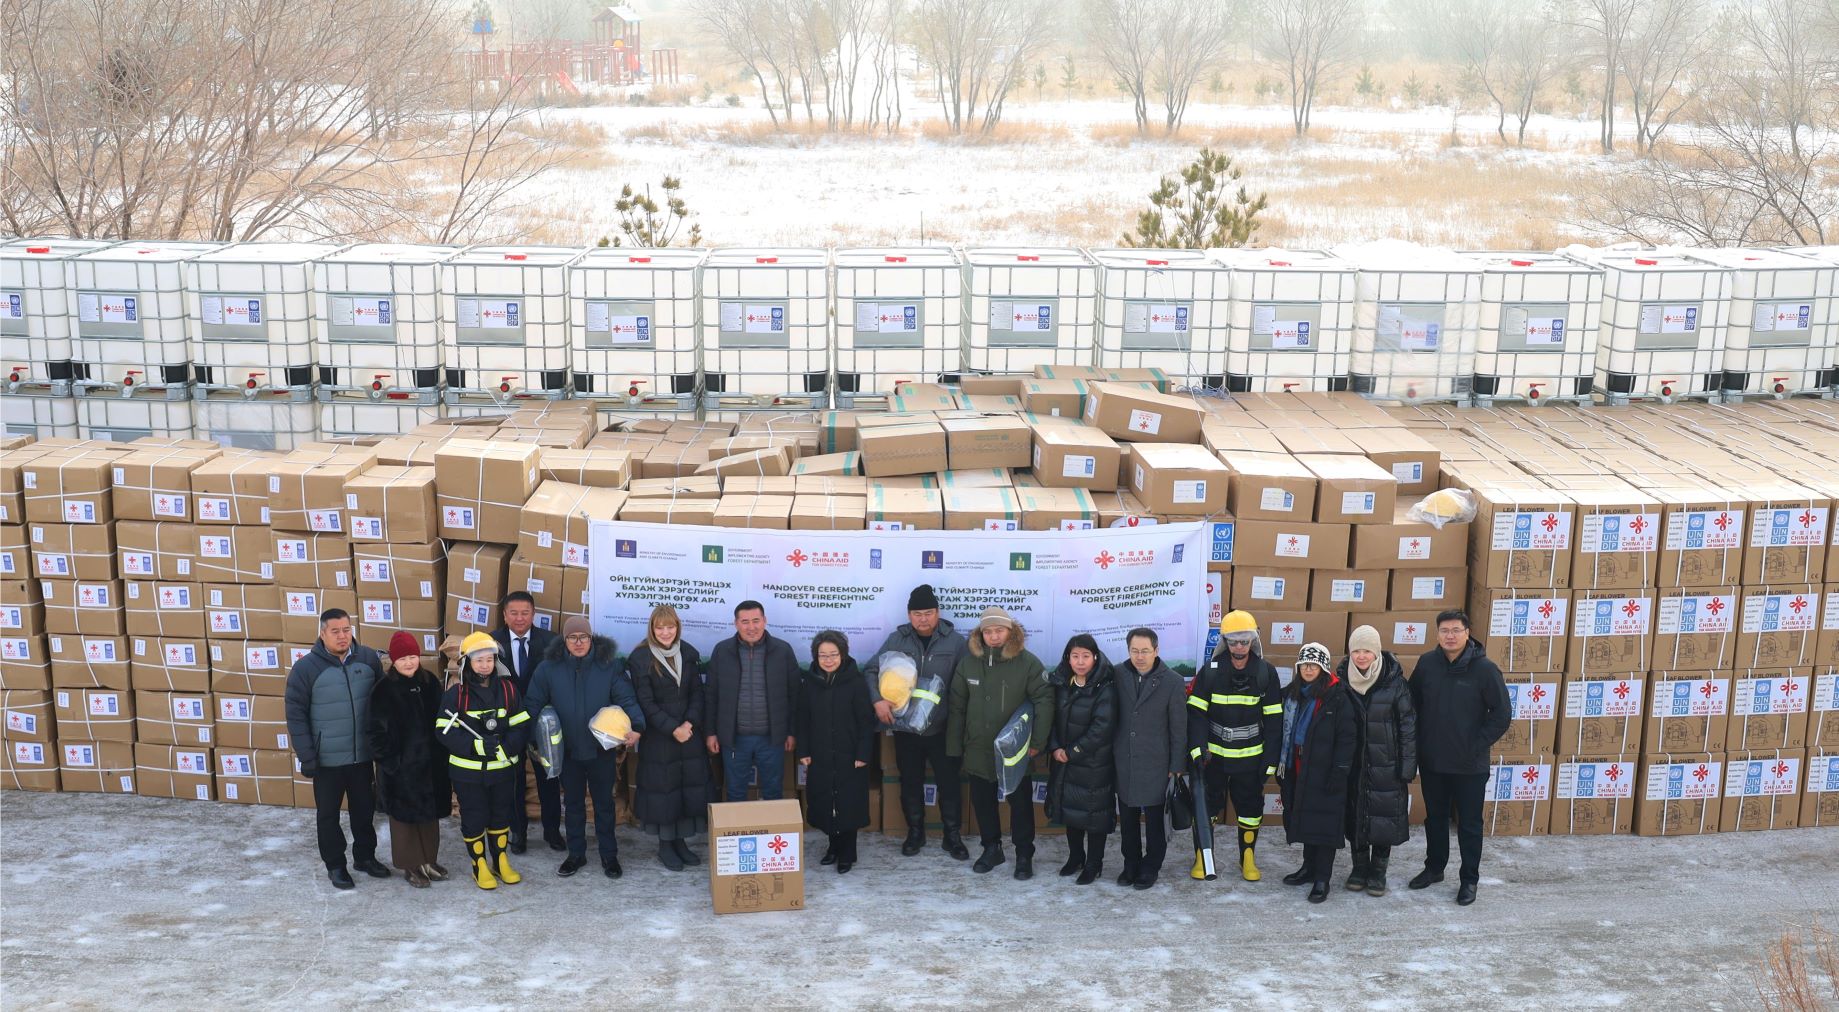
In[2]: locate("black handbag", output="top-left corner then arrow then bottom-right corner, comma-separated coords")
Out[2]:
1167,773 -> 1195,831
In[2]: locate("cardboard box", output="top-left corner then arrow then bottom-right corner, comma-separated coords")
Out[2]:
1645,673 -> 1731,755
1082,382 -> 1203,443
1802,752 -> 1839,827
1011,487 -> 1098,531
48,632 -> 131,689
1550,754 -> 1638,835
1471,588 -> 1570,673
793,475 -> 868,498
356,598 -> 443,655
713,495 -> 794,530
1727,668 -> 1811,750
1,579 -> 46,639
280,587 -> 355,644
1345,611 -> 1434,674
1469,488 -> 1575,589
708,799 -> 805,914
640,443 -> 714,479
857,422 -> 947,479
1308,568 -> 1386,613
865,488 -> 943,531
1261,611 -> 1349,665
57,739 -> 137,794
1649,587 -> 1738,670
370,436 -> 439,467
1233,520 -> 1350,571
619,498 -> 719,525
207,641 -> 292,697
938,415 -> 1031,471
1229,565 -> 1307,612
1557,675 -> 1646,754
1815,668 -> 1839,750
0,523 -> 24,579
1566,486 -> 1663,590
1567,590 -> 1654,674
435,439 -> 542,543
626,476 -> 721,500
111,446 -> 217,522
0,630 -> 51,690
447,542 -> 512,632
43,579 -> 127,636
213,694 -> 291,751
1020,378 -> 1090,418
201,582 -> 284,640
1128,443 -> 1229,516
1389,568 -> 1466,611
941,488 -> 1022,531
2,690 -> 54,743
1736,585 -> 1820,667
1720,747 -> 1802,831
134,743 -> 215,801
268,451 -> 374,533
1350,509 -> 1466,571
1743,492 -> 1830,585
1298,453 -> 1397,525
539,447 -> 632,490
519,482 -> 627,569
134,689 -> 215,747
1029,424 -> 1121,491
270,532 -> 352,590
22,449 -> 120,525
789,496 -> 866,531
1346,428 -> 1440,495
1655,488 -> 1746,588
344,465 -> 439,543
29,522 -> 116,580
114,520 -> 198,581
2,739 -> 60,791
1222,452 -> 1317,523
128,636 -> 210,692
1497,673 -> 1560,756
788,452 -> 862,477
351,541 -> 444,603
189,452 -> 279,526
1481,756 -> 1551,835
215,747 -> 295,805
695,446 -> 795,479
192,525 -> 274,584
124,580 -> 205,639
52,687 -> 134,742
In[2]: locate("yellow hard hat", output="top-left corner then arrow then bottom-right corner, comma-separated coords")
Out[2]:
459,631 -> 498,660
880,670 -> 913,709
1220,610 -> 1257,636
1420,488 -> 1469,518
591,705 -> 633,740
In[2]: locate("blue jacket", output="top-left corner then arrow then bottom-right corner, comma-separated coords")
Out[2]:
525,634 -> 646,762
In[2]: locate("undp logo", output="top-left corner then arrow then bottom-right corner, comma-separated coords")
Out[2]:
615,539 -> 637,559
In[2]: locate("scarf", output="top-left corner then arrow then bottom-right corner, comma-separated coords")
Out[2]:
649,638 -> 684,684
1347,659 -> 1380,696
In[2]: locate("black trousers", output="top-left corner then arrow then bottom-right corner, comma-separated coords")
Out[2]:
894,732 -> 962,829
1421,770 -> 1488,884
1065,828 -> 1108,865
1118,802 -> 1168,871
513,754 -> 561,843
1204,766 -> 1268,830
454,775 -> 518,839
1303,843 -> 1337,885
968,774 -> 1034,853
561,751 -> 621,863
312,762 -> 378,871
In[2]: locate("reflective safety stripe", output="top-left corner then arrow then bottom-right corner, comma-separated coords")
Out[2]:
548,732 -> 562,744
1207,742 -> 1264,759
1212,694 -> 1260,706
507,710 -> 530,726
473,738 -> 484,756
1237,815 -> 1262,827
448,755 -> 516,772
435,715 -> 457,731
911,689 -> 941,704
1189,746 -> 1203,760
1186,694 -> 1210,710
1262,703 -> 1283,715
1000,749 -> 1029,768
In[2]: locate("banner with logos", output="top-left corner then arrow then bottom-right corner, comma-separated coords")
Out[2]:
588,520 -> 1215,674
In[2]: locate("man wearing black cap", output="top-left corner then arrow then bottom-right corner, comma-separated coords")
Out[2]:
863,585 -> 970,859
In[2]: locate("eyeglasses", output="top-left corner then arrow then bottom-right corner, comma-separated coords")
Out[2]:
565,634 -> 591,643
816,651 -> 842,661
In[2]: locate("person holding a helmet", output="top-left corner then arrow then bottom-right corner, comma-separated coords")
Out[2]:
439,632 -> 532,891
1187,610 -> 1284,883
1277,642 -> 1358,904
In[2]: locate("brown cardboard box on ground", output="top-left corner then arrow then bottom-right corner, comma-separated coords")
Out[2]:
2,690 -> 54,743
1568,590 -> 1654,674
2,739 -> 60,791
1128,443 -> 1229,516
1550,754 -> 1638,834
207,641 -> 291,696
1468,488 -> 1576,589
1350,508 -> 1466,570
1636,752 -> 1724,835
1082,382 -> 1204,443
48,633 -> 131,689
942,488 -> 1022,531
30,522 -> 116,580
1471,588 -> 1570,673
1816,585 -> 1839,666
369,436 -> 439,468
1389,568 -> 1466,611
858,422 -> 947,478
267,451 -> 374,533
519,482 -> 627,569
865,488 -> 943,531
110,446 -> 218,522
1557,675 -> 1646,754
202,583 -> 284,640
788,452 -> 862,477
351,541 -> 444,603
708,799 -> 805,914
435,439 -> 542,543
1013,487 -> 1099,531
1654,487 -> 1748,588
128,637 -> 209,692
215,747 -> 295,805
1233,567 -> 1310,612
724,476 -> 800,497
1726,668 -> 1811,750
1735,585 -> 1820,667
1233,520 -> 1350,571
192,526 -> 274,584
1499,673 -> 1560,755
1645,672 -> 1731,755
793,475 -> 869,498
135,690 -> 215,747
695,446 -> 796,479
639,443 -> 714,479
539,447 -> 631,489
214,694 -> 290,751
270,532 -> 352,590
1566,485 -> 1663,590
279,587 -> 355,643
713,495 -> 794,530
1720,748 -> 1803,831
940,415 -> 1033,471
124,580 -> 205,639
43,579 -> 126,636
1020,378 -> 1090,418
116,521 -> 198,581
52,687 -> 134,742
1802,752 -> 1839,826
1482,756 -> 1551,835
344,465 -> 439,543
1298,453 -> 1397,525
57,739 -> 136,793
1222,452 -> 1317,523
1029,424 -> 1121,491
1650,588 -> 1738,670
618,498 -> 719,525
1308,569 -> 1386,613
189,452 -> 279,526
1742,490 -> 1830,586
789,495 -> 867,531
134,743 -> 214,801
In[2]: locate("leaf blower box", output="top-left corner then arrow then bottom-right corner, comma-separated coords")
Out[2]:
709,799 -> 805,915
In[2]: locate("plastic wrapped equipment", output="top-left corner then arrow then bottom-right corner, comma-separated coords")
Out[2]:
1408,488 -> 1476,529
993,701 -> 1035,799
534,706 -> 564,779
589,705 -> 634,749
879,650 -> 945,735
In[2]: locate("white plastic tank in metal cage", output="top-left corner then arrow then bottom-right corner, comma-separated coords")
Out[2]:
1208,247 -> 1357,393
1687,247 -> 1836,399
1337,242 -> 1483,402
963,247 -> 1098,376
568,246 -> 704,411
314,244 -> 456,403
195,399 -> 320,451
1562,246 -> 1733,404
833,247 -> 964,408
185,242 -> 340,399
63,241 -> 218,401
318,400 -> 445,438
76,397 -> 197,442
441,245 -> 579,404
1089,248 -> 1227,391
1,392 -> 79,438
699,248 -> 830,409
1463,250 -> 1603,405
2,238 -> 118,394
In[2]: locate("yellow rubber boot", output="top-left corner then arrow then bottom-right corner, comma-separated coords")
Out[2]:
490,828 -> 522,885
1240,829 -> 1261,882
1191,848 -> 1207,880
467,833 -> 497,890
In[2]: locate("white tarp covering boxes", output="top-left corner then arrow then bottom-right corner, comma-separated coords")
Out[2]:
709,799 -> 805,914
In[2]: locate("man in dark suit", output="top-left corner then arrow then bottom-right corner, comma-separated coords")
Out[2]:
492,591 -> 562,854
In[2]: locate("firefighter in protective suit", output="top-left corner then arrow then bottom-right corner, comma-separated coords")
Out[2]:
440,632 -> 532,890
1187,610 -> 1284,882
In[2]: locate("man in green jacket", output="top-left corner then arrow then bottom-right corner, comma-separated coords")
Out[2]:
947,607 -> 1054,880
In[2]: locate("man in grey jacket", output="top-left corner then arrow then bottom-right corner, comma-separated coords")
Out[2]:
284,608 -> 390,889
863,585 -> 970,859
705,600 -> 800,801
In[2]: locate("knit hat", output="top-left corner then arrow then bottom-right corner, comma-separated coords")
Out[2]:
1296,642 -> 1332,673
387,631 -> 420,662
908,584 -> 940,612
977,606 -> 1016,632
563,615 -> 593,638
1349,625 -> 1382,656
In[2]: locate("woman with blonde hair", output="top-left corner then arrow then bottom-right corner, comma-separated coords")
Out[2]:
627,604 -> 713,871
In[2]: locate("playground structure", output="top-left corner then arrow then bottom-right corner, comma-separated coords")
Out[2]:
463,5 -> 679,99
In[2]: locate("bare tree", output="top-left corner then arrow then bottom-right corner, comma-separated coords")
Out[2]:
912,0 -> 1056,135
1571,0 -> 1635,153
1086,0 -> 1155,132
1451,0 -> 1566,145
1620,0 -> 1716,152
697,0 -> 796,125
863,0 -> 906,133
1150,1 -> 1235,133
1498,8 -> 1568,145
1260,0 -> 1362,136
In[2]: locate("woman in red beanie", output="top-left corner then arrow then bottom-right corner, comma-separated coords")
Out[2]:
366,632 -> 451,887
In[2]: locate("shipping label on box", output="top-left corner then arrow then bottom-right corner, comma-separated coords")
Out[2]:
1483,594 -> 1569,673
1558,677 -> 1645,754
1652,590 -> 1737,670
1552,755 -> 1637,835
1483,759 -> 1551,835
1570,594 -> 1652,673
1637,754 -> 1722,835
1721,750 -> 1802,831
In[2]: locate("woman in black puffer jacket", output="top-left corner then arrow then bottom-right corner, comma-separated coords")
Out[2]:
1339,625 -> 1418,897
1046,634 -> 1118,885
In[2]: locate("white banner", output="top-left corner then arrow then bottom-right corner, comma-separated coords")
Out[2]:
588,520 -> 1213,675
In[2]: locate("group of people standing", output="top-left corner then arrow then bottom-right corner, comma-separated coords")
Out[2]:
283,588 -> 1511,907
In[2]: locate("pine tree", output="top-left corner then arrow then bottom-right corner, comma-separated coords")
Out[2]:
1119,148 -> 1268,249
598,175 -> 702,248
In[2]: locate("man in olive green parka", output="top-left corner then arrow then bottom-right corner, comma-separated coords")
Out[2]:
947,607 -> 1054,880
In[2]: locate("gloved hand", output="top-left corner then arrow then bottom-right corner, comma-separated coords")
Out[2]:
483,734 -> 503,758
299,759 -> 318,778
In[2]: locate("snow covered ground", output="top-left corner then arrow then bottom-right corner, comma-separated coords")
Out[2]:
3,791 -> 1834,1008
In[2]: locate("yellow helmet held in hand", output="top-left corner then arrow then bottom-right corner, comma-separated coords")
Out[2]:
1220,610 -> 1257,636
591,705 -> 634,741
880,670 -> 914,709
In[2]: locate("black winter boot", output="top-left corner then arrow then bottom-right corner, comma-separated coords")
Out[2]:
1060,834 -> 1085,877
940,819 -> 970,861
901,801 -> 926,856
1013,848 -> 1034,881
973,843 -> 1006,873
659,840 -> 685,872
1077,847 -> 1104,885
1282,858 -> 1317,886
1344,846 -> 1370,891
1366,850 -> 1390,896
672,838 -> 701,866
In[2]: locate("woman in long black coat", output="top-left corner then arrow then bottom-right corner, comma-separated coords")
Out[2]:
795,630 -> 876,874
1045,633 -> 1117,885
1277,642 -> 1358,904
367,631 -> 451,888
627,605 -> 712,872
1339,625 -> 1418,897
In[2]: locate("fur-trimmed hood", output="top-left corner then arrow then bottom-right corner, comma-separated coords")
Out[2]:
543,632 -> 617,667
966,621 -> 1027,659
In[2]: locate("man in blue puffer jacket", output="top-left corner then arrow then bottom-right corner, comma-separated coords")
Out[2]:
284,608 -> 390,890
